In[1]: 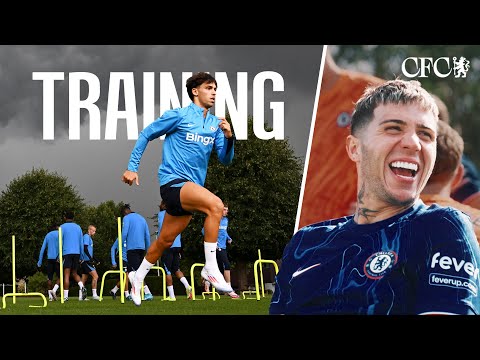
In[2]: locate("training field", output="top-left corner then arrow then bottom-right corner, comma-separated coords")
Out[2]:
0,293 -> 272,315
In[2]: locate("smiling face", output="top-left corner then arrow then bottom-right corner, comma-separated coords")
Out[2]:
348,103 -> 437,208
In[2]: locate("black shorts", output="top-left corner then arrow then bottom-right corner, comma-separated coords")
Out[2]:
47,259 -> 61,281
161,247 -> 181,274
216,248 -> 231,270
80,261 -> 96,274
127,249 -> 145,272
160,179 -> 193,216
63,254 -> 80,270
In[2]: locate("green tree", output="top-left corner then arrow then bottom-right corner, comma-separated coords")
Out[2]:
0,168 -> 85,283
180,116 -> 303,289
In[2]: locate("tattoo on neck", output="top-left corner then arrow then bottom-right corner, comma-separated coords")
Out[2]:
357,207 -> 379,221
357,186 -> 365,205
356,184 -> 378,221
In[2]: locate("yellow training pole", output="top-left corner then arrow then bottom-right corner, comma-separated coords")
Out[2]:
258,249 -> 265,297
59,226 -> 64,303
12,235 -> 16,304
118,217 -> 125,303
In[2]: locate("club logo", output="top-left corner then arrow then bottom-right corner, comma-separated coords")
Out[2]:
401,57 -> 470,78
364,250 -> 398,279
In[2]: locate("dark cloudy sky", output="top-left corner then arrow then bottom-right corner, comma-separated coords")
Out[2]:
0,45 -> 324,230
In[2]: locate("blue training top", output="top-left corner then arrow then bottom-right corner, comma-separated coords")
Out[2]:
270,200 -> 480,315
127,102 -> 235,186
37,230 -> 59,266
122,212 -> 151,252
158,210 -> 181,248
81,234 -> 94,261
60,221 -> 83,256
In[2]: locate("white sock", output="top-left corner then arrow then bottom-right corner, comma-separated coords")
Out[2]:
124,291 -> 129,297
92,289 -> 97,297
167,285 -> 175,299
48,290 -> 53,299
204,242 -> 218,268
144,285 -> 151,295
64,290 -> 69,298
78,281 -> 84,289
180,276 -> 190,289
52,284 -> 59,293
79,290 -> 83,299
112,285 -> 119,293
135,259 -> 154,282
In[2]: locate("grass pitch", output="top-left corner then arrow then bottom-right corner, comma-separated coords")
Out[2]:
0,292 -> 272,315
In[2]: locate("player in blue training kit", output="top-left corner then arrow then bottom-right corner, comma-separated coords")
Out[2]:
270,79 -> 480,315
79,225 -> 100,300
122,72 -> 235,306
60,209 -> 87,301
121,204 -> 153,301
37,223 -> 61,301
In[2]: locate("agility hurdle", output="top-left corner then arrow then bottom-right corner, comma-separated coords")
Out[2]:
150,265 -> 167,301
99,217 -> 166,301
190,263 -> 220,300
242,249 -> 278,300
99,217 -> 128,302
2,235 -> 47,309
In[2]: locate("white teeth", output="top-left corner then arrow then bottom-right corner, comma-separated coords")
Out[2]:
391,161 -> 418,172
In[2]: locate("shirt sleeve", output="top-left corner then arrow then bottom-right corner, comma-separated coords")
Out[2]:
122,216 -> 130,248
213,125 -> 235,166
145,223 -> 151,249
414,209 -> 480,315
111,239 -> 118,266
127,109 -> 183,172
37,237 -> 48,267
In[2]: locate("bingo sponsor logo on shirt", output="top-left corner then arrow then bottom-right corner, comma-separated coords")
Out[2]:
186,133 -> 215,146
429,252 -> 479,295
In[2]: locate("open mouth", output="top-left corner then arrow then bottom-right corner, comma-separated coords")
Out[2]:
389,161 -> 418,178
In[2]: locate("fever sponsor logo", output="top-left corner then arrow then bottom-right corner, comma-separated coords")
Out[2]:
430,252 -> 480,280
429,273 -> 478,296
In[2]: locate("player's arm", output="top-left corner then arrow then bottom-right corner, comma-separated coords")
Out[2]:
123,109 -> 182,186
145,224 -> 151,249
215,117 -> 235,165
111,239 -> 118,266
37,238 -> 48,268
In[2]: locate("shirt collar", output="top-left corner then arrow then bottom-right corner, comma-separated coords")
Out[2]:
189,102 -> 210,116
